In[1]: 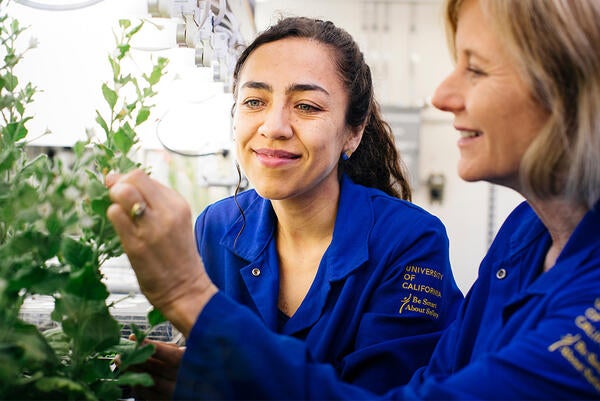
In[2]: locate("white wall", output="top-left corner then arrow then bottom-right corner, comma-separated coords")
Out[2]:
6,0 -> 524,294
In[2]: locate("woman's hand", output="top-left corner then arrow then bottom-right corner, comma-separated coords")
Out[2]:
126,337 -> 185,401
106,169 -> 218,336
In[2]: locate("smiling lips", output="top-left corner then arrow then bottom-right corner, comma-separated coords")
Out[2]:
459,130 -> 482,138
254,148 -> 301,167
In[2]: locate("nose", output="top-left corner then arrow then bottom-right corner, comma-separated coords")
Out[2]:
258,103 -> 293,139
431,69 -> 464,113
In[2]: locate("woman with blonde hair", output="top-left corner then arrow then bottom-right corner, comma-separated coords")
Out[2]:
107,0 -> 600,398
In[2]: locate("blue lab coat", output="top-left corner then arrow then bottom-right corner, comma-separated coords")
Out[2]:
175,200 -> 600,400
182,174 -> 463,395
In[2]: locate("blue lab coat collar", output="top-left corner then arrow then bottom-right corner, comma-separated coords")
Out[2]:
218,174 -> 370,281
217,175 -> 371,332
500,200 -> 600,308
528,201 -> 600,293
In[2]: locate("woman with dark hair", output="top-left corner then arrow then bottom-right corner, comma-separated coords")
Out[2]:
108,16 -> 462,398
230,17 -> 410,199
109,1 -> 600,399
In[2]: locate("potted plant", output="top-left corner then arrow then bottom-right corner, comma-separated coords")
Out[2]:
0,5 -> 168,399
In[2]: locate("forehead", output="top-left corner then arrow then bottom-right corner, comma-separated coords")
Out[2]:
239,37 -> 344,91
455,0 -> 504,58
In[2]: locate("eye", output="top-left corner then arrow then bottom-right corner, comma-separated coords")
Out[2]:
296,103 -> 321,113
466,65 -> 486,78
242,98 -> 263,109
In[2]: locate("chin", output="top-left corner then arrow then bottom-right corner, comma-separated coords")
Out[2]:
458,175 -> 481,183
253,186 -> 289,201
457,166 -> 483,183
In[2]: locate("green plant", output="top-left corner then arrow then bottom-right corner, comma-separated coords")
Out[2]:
0,7 -> 168,400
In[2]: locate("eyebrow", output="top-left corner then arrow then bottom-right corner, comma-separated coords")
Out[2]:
240,81 -> 330,96
464,48 -> 491,64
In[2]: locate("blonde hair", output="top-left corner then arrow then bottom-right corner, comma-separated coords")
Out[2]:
443,0 -> 600,208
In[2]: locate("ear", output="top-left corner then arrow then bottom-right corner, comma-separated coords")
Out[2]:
344,124 -> 365,154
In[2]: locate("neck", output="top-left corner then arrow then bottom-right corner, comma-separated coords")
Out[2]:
527,197 -> 587,271
271,180 -> 340,248
272,180 -> 340,317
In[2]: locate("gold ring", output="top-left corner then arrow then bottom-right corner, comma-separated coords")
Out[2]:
130,201 -> 147,220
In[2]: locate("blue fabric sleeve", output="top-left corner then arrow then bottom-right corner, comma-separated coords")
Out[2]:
175,285 -> 600,400
175,292 -> 373,400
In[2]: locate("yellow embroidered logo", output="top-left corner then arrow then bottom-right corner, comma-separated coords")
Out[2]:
398,265 -> 443,319
547,298 -> 600,392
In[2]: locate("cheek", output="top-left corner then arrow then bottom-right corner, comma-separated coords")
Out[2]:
509,100 -> 546,146
231,120 -> 250,162
303,125 -> 344,158
234,131 -> 249,164
232,126 -> 242,142
232,113 -> 252,142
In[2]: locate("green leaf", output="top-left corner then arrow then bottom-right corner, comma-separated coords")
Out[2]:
108,56 -> 120,80
0,182 -> 11,199
34,377 -> 94,400
7,321 -> 60,370
101,83 -> 117,110
60,237 -> 94,269
0,342 -> 24,364
4,121 -> 28,142
125,101 -> 137,113
79,356 -> 113,383
113,126 -> 134,154
43,326 -> 71,358
104,336 -> 135,356
116,157 -> 137,173
10,19 -> 21,35
87,178 -> 108,199
127,21 -> 144,38
95,110 -> 110,135
147,64 -> 163,85
11,265 -> 68,295
10,229 -> 55,260
4,52 -> 18,69
135,106 -> 150,126
93,380 -> 122,401
147,308 -> 166,326
65,264 -> 108,300
53,293 -> 106,324
130,323 -> 146,344
116,44 -> 130,60
118,19 -> 131,29
73,140 -> 87,157
75,312 -> 121,355
15,100 -> 24,115
116,371 -> 154,387
4,72 -> 18,90
117,343 -> 155,372
46,211 -> 64,236
90,195 -> 112,216
0,146 -> 17,170
20,153 -> 49,178
16,181 -> 38,207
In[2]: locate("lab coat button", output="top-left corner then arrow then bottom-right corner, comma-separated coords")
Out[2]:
251,267 -> 261,277
496,268 -> 507,280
